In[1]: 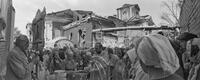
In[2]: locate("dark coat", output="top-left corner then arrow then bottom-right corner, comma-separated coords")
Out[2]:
5,46 -> 32,80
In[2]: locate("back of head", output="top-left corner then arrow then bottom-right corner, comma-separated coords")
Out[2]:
136,34 -> 180,79
14,35 -> 29,51
15,35 -> 29,47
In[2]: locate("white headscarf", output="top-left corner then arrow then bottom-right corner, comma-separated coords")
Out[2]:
136,34 -> 180,79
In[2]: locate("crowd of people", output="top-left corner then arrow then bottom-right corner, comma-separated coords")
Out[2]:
5,31 -> 200,80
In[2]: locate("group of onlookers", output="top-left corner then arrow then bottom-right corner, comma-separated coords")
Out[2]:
4,31 -> 200,80
124,32 -> 200,80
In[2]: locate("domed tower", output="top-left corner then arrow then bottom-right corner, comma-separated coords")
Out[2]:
117,4 -> 140,21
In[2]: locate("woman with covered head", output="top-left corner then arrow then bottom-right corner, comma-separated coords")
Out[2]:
5,35 -> 38,80
133,34 -> 184,80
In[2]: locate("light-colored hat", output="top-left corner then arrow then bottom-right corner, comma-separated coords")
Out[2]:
136,34 -> 180,79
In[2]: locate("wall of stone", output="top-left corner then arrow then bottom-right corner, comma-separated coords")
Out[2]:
64,22 -> 93,48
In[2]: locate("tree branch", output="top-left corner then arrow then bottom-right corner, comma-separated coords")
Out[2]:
161,0 -> 180,26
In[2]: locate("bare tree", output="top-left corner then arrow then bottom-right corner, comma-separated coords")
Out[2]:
160,0 -> 183,27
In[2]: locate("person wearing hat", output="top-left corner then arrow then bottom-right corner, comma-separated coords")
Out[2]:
175,32 -> 199,79
176,32 -> 200,80
136,34 -> 184,80
175,32 -> 198,57
5,35 -> 38,80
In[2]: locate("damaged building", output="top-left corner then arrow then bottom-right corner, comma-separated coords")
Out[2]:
107,4 -> 155,47
62,14 -> 116,48
28,4 -> 156,48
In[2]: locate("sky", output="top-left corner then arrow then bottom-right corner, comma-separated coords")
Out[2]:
13,0 -> 169,34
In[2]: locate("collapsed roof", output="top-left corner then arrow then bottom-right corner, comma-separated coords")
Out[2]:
108,15 -> 155,27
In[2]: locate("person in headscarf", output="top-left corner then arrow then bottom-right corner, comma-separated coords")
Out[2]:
5,35 -> 37,80
136,34 -> 184,80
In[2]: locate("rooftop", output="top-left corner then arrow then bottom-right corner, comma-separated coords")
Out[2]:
117,4 -> 140,11
108,15 -> 154,27
127,15 -> 155,26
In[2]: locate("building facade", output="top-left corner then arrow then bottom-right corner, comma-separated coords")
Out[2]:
43,9 -> 93,41
26,23 -> 33,49
117,4 -> 140,21
30,9 -> 95,48
64,22 -> 93,48
62,15 -> 116,48
26,23 -> 32,42
44,20 -> 53,42
114,4 -> 155,47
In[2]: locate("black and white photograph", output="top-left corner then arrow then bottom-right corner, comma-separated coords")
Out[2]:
0,0 -> 200,80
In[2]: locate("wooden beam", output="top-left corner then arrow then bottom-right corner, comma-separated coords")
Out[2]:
92,26 -> 179,32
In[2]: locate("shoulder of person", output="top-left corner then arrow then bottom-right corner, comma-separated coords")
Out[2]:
9,48 -> 21,57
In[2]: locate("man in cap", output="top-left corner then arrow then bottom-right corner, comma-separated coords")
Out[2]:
5,35 -> 37,80
175,32 -> 198,55
175,32 -> 198,79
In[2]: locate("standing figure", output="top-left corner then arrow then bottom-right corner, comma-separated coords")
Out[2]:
88,42 -> 110,80
136,34 -> 184,80
5,35 -> 37,80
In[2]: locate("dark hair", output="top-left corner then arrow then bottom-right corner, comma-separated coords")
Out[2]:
157,31 -> 164,36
